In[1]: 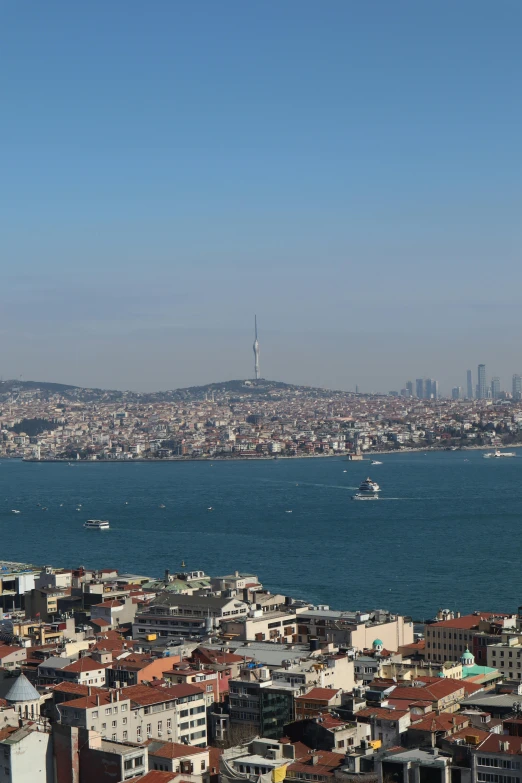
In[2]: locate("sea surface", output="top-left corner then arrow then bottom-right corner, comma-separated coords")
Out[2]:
1,451 -> 519,619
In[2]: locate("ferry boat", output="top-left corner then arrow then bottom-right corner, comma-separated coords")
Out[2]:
370,460 -> 382,465
483,450 -> 516,459
84,519 -> 110,530
352,477 -> 381,501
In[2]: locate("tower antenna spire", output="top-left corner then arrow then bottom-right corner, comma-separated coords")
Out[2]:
253,315 -> 260,381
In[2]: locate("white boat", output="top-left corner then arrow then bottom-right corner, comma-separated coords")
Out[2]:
11,510 -> 20,514
84,519 -> 110,530
352,477 -> 381,501
483,450 -> 516,459
370,460 -> 382,465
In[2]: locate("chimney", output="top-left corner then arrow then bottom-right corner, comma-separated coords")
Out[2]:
311,755 -> 319,766
88,686 -> 92,696
96,695 -> 100,706
116,690 -> 120,701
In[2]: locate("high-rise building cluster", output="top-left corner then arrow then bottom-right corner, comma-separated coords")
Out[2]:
401,378 -> 439,399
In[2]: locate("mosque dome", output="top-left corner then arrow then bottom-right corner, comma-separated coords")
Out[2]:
5,673 -> 40,703
461,647 -> 475,667
373,639 -> 384,651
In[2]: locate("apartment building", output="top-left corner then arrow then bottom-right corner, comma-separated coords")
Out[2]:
147,740 -> 210,782
228,667 -> 295,740
58,683 -> 208,746
487,634 -> 522,680
221,610 -> 299,643
133,594 -> 248,641
472,734 -> 522,783
425,613 -> 516,664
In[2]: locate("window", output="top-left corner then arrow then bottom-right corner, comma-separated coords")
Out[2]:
206,684 -> 213,692
112,733 -> 117,741
158,721 -> 162,732
146,723 -> 151,735
123,730 -> 128,740
112,720 -> 117,727
124,760 -> 133,771
201,761 -> 206,770
92,711 -> 98,718
167,719 -> 172,729
102,723 -> 106,730
122,717 -> 127,725
105,708 -> 112,715
121,704 -> 127,712
113,706 -> 118,713
134,757 -> 144,767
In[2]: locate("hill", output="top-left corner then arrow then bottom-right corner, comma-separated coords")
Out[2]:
0,378 -> 348,404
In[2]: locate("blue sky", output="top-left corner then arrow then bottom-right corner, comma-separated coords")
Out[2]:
2,0 -> 521,392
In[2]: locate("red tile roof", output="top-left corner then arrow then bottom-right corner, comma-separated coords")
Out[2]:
149,741 -> 208,760
428,613 -> 510,630
124,772 -> 176,783
287,750 -> 345,778
295,688 -> 341,703
478,735 -> 522,755
62,658 -> 112,674
410,714 -> 469,733
357,708 -> 410,721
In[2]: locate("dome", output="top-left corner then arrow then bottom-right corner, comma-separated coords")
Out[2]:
373,639 -> 384,649
5,673 -> 40,703
461,647 -> 475,667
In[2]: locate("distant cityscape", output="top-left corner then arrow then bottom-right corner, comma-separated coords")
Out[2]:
384,364 -> 521,401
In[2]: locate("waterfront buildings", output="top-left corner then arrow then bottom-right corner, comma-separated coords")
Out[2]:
0,559 -> 522,783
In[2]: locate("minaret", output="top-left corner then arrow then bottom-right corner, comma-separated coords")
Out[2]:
253,315 -> 260,380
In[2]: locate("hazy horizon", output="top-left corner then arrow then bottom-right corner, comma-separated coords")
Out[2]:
3,1 -> 521,395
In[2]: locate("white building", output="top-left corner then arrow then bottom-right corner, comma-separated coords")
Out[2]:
0,723 -> 53,783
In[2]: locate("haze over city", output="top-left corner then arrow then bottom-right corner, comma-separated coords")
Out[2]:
3,1 -> 521,393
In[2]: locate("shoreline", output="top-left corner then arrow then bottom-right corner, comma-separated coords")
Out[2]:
17,442 -> 522,464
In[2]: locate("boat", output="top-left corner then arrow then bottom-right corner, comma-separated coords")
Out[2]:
159,504 -> 166,508
352,477 -> 381,501
11,510 -> 20,514
370,460 -> 382,465
483,450 -> 516,459
84,519 -> 110,530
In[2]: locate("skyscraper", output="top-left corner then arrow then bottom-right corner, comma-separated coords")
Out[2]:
452,387 -> 462,400
477,364 -> 486,399
415,379 -> 425,399
466,370 -> 473,399
253,315 -> 260,380
491,377 -> 500,400
405,380 -> 413,397
513,374 -> 522,400
431,380 -> 439,400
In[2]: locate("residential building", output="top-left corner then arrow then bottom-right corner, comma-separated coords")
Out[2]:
58,683 -> 208,746
487,634 -> 522,680
294,687 -> 342,720
424,612 -> 516,663
228,668 -> 295,740
147,741 -> 210,781
53,723 -> 147,783
133,594 -> 249,641
0,723 -> 53,783
472,734 -> 522,783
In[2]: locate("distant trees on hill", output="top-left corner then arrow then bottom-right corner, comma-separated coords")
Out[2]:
10,418 -> 59,437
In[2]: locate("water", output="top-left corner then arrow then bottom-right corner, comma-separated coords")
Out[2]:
1,451 -> 519,618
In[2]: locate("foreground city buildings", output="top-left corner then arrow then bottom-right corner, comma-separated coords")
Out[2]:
0,559 -> 521,783
3,378 -> 522,460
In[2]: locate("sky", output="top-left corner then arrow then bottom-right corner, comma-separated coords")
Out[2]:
2,0 -> 522,394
